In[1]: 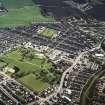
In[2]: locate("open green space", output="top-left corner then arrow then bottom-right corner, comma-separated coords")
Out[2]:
19,73 -> 49,92
0,0 -> 34,9
0,61 -> 7,67
6,50 -> 22,60
0,48 -> 53,77
0,0 -> 55,28
37,27 -> 58,38
80,69 -> 105,105
0,48 -> 60,92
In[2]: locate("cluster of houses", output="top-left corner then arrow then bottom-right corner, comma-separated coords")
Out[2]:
0,15 -> 105,105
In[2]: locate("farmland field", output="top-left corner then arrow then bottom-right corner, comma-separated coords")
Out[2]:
0,0 -> 55,28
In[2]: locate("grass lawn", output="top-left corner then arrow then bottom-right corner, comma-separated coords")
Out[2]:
0,54 -> 52,76
6,48 -> 52,74
37,27 -> 58,38
6,50 -> 22,60
0,0 -> 34,9
18,73 -> 49,92
0,56 -> 38,73
0,61 -> 7,67
0,0 -> 55,28
0,48 -> 53,78
0,48 -> 60,91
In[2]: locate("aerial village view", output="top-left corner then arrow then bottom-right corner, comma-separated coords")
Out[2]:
0,0 -> 105,105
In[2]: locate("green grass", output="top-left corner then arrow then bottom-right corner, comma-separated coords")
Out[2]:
6,50 -> 22,60
18,73 -> 49,92
0,61 -> 7,67
0,48 -> 52,75
0,54 -> 52,76
0,0 -> 55,28
0,56 -> 37,73
37,27 -> 58,38
0,0 -> 34,9
0,48 -> 60,91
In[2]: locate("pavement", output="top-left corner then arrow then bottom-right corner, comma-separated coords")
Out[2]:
36,40 -> 102,105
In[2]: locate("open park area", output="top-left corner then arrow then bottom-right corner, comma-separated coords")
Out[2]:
37,26 -> 59,38
0,48 -> 60,92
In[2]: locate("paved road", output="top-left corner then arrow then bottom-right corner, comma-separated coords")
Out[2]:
28,51 -> 84,105
27,25 -> 104,105
0,85 -> 19,104
37,42 -> 102,105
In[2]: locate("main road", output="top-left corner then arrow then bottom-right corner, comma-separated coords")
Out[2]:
36,41 -> 102,105
29,23 -> 104,105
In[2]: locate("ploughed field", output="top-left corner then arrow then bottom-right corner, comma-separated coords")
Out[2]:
0,48 -> 60,92
0,0 -> 54,28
